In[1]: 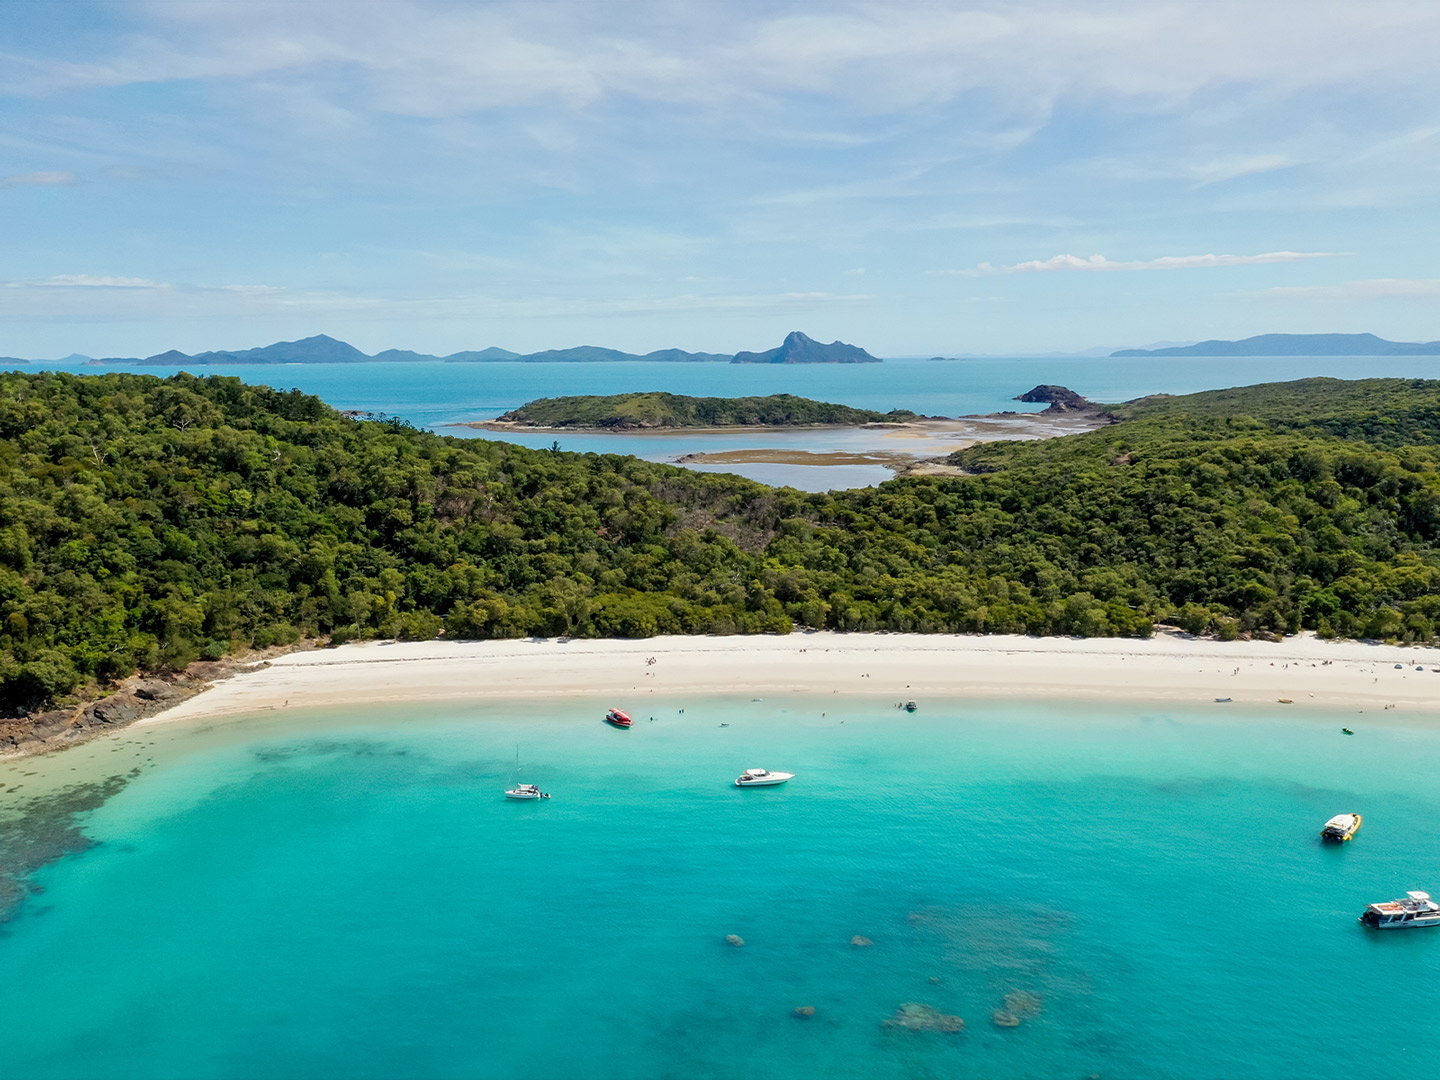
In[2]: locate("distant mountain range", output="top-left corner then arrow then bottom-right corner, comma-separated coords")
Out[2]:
2,330 -> 880,367
1112,333 -> 1440,357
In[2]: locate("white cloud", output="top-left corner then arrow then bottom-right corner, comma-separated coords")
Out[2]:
974,251 -> 1340,274
0,171 -> 77,189
1259,278 -> 1440,301
1,275 -> 169,290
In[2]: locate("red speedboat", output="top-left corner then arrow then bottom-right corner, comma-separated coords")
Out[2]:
605,708 -> 633,728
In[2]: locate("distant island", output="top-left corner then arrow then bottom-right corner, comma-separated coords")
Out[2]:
484,392 -> 916,430
1112,333 -> 1440,357
4,330 -> 881,367
731,331 -> 878,364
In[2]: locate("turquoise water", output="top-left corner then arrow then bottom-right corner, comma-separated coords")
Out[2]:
30,354 -> 1440,490
2,698 -> 1439,1078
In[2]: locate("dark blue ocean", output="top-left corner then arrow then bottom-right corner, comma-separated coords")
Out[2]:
29,354 -> 1440,489
2,697 -> 1438,1079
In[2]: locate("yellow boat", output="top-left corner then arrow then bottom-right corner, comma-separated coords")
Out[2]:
1321,813 -> 1362,842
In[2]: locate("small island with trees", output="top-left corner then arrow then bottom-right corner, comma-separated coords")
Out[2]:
476,392 -> 919,431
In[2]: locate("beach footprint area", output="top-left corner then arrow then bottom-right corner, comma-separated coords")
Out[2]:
1,697 -> 1437,1080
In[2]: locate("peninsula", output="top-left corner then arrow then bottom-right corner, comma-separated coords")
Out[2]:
478,392 -> 916,431
5,370 -> 1440,755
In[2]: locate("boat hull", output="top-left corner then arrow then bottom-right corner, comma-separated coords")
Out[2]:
1360,916 -> 1440,929
735,771 -> 794,787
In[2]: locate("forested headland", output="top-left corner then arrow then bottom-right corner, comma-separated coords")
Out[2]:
493,392 -> 917,429
3,370 -> 1440,714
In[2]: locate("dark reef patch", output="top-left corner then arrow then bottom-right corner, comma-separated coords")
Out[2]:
0,772 -> 132,924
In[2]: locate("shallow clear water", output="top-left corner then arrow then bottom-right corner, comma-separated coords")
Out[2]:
30,354 -> 1440,490
2,698 -> 1438,1079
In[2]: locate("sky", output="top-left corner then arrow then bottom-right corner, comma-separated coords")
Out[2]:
1,0 -> 1439,358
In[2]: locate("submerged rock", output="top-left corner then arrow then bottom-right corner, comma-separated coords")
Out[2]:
725,934 -> 745,947
882,1002 -> 964,1033
991,1010 -> 1021,1028
793,1006 -> 816,1018
1003,989 -> 1044,1018
850,935 -> 873,947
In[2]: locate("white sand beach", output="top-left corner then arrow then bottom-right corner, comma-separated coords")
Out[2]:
143,631 -> 1440,727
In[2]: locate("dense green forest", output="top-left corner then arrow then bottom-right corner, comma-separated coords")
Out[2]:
2,370 -> 1440,713
496,392 -> 917,429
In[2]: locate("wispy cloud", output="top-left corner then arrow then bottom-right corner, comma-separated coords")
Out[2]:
1259,278 -> 1440,301
968,251 -> 1340,275
30,274 -> 166,288
11,2 -> 1440,119
1190,154 -> 1293,187
0,273 -> 867,322
0,171 -> 77,189
4,275 -> 285,292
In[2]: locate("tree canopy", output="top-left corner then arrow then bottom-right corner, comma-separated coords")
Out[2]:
2,370 -> 1440,713
496,392 -> 917,429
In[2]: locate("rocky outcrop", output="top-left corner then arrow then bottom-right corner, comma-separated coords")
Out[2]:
0,645 -> 305,760
1014,385 -> 1094,413
725,934 -> 745,947
882,1003 -> 964,1033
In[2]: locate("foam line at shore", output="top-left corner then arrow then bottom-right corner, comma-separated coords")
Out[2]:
141,631 -> 1440,726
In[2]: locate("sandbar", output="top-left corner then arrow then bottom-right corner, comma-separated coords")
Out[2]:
141,631 -> 1440,727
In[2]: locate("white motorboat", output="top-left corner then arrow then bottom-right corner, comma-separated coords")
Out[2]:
734,768 -> 794,787
505,783 -> 550,800
1321,813 -> 1361,841
1359,891 -> 1440,929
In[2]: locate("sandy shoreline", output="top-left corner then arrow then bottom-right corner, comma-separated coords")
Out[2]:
141,631 -> 1440,728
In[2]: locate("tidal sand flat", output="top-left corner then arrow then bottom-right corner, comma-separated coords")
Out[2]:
463,406 -> 1111,488
1,695 -> 1438,1079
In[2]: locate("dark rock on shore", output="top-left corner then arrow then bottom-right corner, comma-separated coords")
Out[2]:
0,647 -> 300,760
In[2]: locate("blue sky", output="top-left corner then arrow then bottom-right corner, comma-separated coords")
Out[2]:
1,0 -> 1438,357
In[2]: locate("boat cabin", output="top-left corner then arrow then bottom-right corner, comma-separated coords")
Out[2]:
1360,891 -> 1440,928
